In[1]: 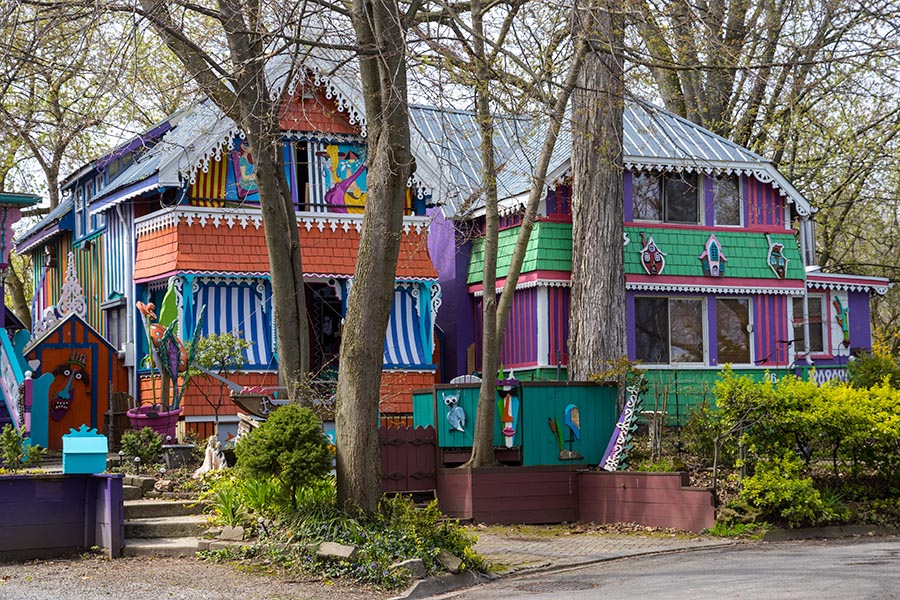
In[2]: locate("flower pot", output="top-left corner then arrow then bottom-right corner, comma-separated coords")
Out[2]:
126,406 -> 183,442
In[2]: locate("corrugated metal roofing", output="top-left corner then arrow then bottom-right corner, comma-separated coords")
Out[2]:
420,100 -> 812,218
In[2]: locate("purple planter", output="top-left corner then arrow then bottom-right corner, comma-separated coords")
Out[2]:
126,406 -> 183,441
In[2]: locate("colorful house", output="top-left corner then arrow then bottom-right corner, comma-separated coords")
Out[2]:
17,56 -> 443,441
423,101 -> 889,416
15,57 -> 890,440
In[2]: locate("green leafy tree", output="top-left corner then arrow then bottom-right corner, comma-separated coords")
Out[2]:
191,333 -> 252,428
236,403 -> 331,510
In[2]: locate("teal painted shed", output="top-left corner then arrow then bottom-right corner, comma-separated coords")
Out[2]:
413,381 -> 617,467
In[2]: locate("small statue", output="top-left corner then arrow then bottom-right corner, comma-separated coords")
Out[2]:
193,435 -> 226,478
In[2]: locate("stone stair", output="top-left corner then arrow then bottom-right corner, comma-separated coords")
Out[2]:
122,482 -> 209,557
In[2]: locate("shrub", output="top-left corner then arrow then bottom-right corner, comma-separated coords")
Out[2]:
120,427 -> 164,470
848,352 -> 900,389
235,403 -> 331,508
0,424 -> 45,471
740,454 -> 825,527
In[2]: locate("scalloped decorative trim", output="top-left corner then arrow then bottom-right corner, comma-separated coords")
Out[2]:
627,281 -> 805,296
311,66 -> 367,138
135,207 -> 431,236
807,280 -> 889,296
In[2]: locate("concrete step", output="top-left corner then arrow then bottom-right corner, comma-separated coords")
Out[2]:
122,537 -> 199,557
124,499 -> 207,520
125,515 -> 208,539
123,485 -> 143,501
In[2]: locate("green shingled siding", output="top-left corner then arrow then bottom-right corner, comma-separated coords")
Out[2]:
625,227 -> 803,280
468,222 -> 573,284
468,222 -> 803,284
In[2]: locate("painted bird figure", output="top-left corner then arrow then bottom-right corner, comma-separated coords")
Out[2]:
444,394 -> 466,432
564,404 -> 581,440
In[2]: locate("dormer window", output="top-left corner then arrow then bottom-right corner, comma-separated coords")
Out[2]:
633,171 -> 700,224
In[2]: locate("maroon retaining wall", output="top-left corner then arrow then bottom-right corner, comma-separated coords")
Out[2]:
437,468 -> 715,532
0,474 -> 124,560
578,471 -> 715,532
438,467 -> 579,524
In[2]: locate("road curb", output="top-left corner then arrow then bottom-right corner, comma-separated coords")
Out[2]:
389,570 -> 493,600
763,525 -> 900,542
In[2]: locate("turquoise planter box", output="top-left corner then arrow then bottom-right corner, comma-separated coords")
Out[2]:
62,425 -> 108,474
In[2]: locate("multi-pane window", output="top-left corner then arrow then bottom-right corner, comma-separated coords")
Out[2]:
632,171 -> 700,224
716,298 -> 752,364
792,296 -> 825,354
635,297 -> 705,364
713,175 -> 742,226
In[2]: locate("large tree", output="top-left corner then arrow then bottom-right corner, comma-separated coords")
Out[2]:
36,0 -> 418,512
568,0 -> 625,380
335,0 -> 416,514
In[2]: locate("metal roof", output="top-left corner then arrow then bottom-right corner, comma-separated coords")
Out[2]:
416,100 -> 814,218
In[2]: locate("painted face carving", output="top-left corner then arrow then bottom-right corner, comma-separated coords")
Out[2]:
50,353 -> 90,421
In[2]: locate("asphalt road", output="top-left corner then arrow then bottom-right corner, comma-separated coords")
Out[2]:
437,537 -> 900,600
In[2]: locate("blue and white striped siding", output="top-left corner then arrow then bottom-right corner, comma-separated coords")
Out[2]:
103,208 -> 131,299
194,280 -> 273,368
383,286 -> 427,368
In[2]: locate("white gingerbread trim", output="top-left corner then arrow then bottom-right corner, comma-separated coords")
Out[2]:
135,206 -> 432,237
626,281 -> 805,296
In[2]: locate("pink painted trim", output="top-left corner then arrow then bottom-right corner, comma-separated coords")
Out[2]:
468,270 -> 571,294
807,273 -> 890,287
625,221 -> 794,234
628,274 -> 805,289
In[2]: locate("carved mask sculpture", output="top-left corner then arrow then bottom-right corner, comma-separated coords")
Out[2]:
51,352 -> 90,421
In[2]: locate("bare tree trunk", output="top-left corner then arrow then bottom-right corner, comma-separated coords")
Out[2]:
464,0 -> 501,469
337,0 -> 414,515
568,0 -> 625,381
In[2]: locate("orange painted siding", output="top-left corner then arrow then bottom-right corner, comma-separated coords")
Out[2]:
134,219 -> 437,281
380,371 -> 438,413
142,369 -> 433,421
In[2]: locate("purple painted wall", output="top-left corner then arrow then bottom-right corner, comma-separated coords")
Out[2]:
703,176 -> 715,226
848,290 -> 873,351
0,473 -> 124,560
626,291 -> 792,367
744,175 -> 785,228
428,208 -> 475,380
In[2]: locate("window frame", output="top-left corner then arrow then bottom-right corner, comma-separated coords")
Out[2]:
792,294 -> 827,356
631,170 -> 702,225
634,295 -> 708,366
712,174 -> 743,227
715,296 -> 754,365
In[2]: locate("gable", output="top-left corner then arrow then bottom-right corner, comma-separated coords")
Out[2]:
279,85 -> 359,135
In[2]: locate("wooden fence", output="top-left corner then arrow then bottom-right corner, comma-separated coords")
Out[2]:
380,426 -> 436,494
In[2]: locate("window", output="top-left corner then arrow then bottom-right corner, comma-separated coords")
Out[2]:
74,185 -> 85,238
713,175 -> 742,226
716,298 -> 752,364
632,171 -> 699,224
635,297 -> 705,364
105,305 -> 127,351
793,296 -> 825,354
